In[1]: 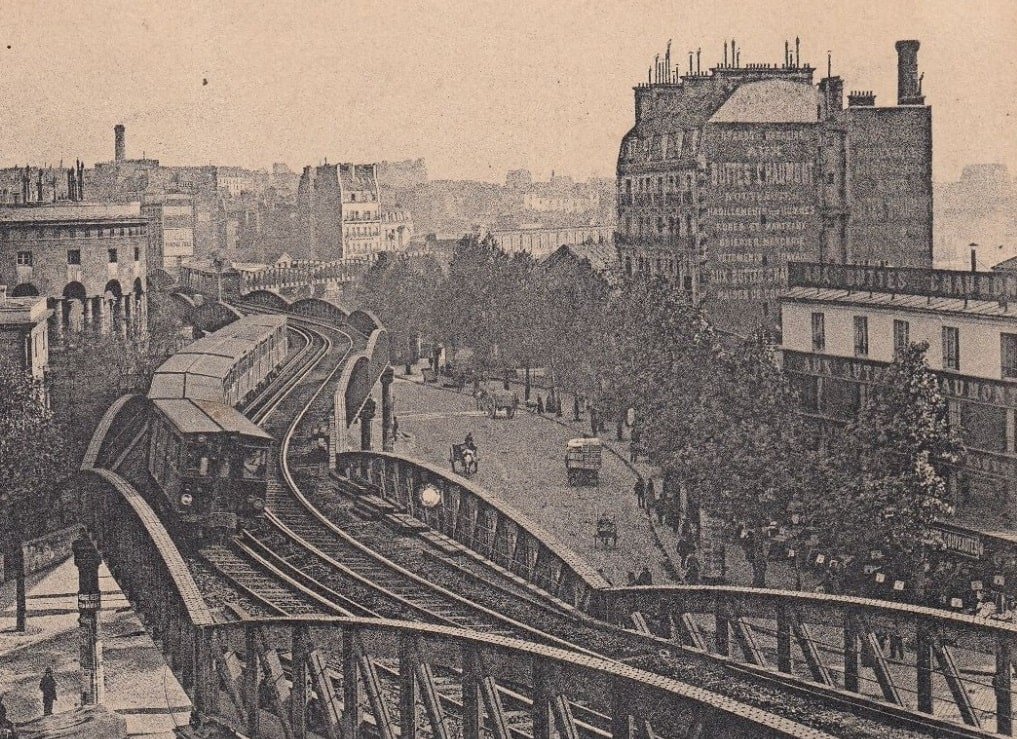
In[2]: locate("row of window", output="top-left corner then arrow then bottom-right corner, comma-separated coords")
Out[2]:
810,312 -> 1004,375
622,213 -> 696,239
622,173 -> 697,196
623,254 -> 681,278
1,225 -> 145,240
16,247 -> 140,266
798,374 -> 1017,456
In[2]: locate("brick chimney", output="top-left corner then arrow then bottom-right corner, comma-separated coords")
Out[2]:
895,40 -> 925,105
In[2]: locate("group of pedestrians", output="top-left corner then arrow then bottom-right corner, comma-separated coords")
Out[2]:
632,476 -> 701,584
626,566 -> 654,585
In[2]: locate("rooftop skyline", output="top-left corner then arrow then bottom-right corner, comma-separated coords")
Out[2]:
1,0 -> 1014,182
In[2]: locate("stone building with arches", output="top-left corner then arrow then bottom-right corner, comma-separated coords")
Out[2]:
0,202 -> 149,338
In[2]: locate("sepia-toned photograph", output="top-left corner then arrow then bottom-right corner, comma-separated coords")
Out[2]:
1,1 -> 1016,736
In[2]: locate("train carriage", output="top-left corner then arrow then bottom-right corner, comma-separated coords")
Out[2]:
146,314 -> 288,536
149,314 -> 288,409
147,397 -> 273,537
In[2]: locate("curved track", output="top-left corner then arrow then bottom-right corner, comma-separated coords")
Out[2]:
197,302 -> 975,738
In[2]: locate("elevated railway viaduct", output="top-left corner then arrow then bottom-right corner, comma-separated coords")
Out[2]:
50,289 -> 1017,738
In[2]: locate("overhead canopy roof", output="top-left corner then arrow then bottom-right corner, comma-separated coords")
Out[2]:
152,397 -> 272,440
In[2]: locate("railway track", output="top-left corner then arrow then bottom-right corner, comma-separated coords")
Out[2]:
211,302 -> 969,738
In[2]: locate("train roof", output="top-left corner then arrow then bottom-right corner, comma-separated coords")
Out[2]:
152,398 -> 273,441
148,314 -> 287,400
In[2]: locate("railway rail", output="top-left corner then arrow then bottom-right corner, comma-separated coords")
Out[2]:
186,301 -> 958,737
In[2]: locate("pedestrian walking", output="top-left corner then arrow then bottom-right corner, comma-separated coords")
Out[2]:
392,415 -> 399,442
590,407 -> 598,437
634,478 -> 645,508
889,631 -> 905,660
0,695 -> 13,739
40,667 -> 57,716
573,396 -> 581,421
684,554 -> 701,585
646,479 -> 656,511
656,499 -> 667,525
536,395 -> 544,414
636,566 -> 653,586
676,534 -> 694,562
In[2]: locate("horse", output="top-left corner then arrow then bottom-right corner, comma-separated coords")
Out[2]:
450,443 -> 479,476
594,516 -> 618,549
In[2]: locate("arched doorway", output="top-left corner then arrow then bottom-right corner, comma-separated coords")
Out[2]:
11,283 -> 39,297
104,280 -> 124,334
62,281 -> 88,331
128,278 -> 145,331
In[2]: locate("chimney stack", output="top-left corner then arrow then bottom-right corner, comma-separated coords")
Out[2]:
114,124 -> 126,165
895,40 -> 924,105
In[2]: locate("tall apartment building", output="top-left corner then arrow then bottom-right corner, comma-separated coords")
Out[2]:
617,39 -> 933,333
298,163 -> 386,259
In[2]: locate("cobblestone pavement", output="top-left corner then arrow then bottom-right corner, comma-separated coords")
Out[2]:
390,374 -> 676,586
0,558 -> 191,737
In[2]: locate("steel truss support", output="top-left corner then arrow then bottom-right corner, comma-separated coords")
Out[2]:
787,607 -> 834,686
856,615 -> 903,705
932,641 -> 982,729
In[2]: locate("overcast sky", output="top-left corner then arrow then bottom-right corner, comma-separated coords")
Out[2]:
1,0 -> 1013,182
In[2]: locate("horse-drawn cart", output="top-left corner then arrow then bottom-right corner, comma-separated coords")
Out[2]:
566,437 -> 602,486
479,390 -> 518,419
595,515 -> 617,549
450,443 -> 478,476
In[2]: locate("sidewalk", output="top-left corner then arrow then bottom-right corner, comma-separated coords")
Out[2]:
0,557 -> 192,737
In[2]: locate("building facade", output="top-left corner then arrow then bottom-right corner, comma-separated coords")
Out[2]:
142,193 -> 195,276
340,164 -> 382,256
618,39 -> 933,333
0,289 -> 52,380
489,225 -> 614,258
381,208 -> 414,251
298,163 -> 387,259
781,261 -> 1017,530
0,202 -> 149,336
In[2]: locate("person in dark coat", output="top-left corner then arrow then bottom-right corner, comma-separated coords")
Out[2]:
573,396 -> 581,421
626,571 -> 637,586
684,554 -> 701,585
645,479 -> 656,511
676,535 -> 694,562
536,396 -> 544,414
636,566 -> 653,585
634,478 -> 645,508
590,407 -> 598,437
40,667 -> 57,716
392,415 -> 399,442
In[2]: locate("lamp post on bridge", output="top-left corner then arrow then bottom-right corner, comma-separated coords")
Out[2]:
381,366 -> 395,452
359,397 -> 377,451
72,535 -> 105,706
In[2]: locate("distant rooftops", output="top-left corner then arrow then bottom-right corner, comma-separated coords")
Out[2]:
0,201 -> 144,224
